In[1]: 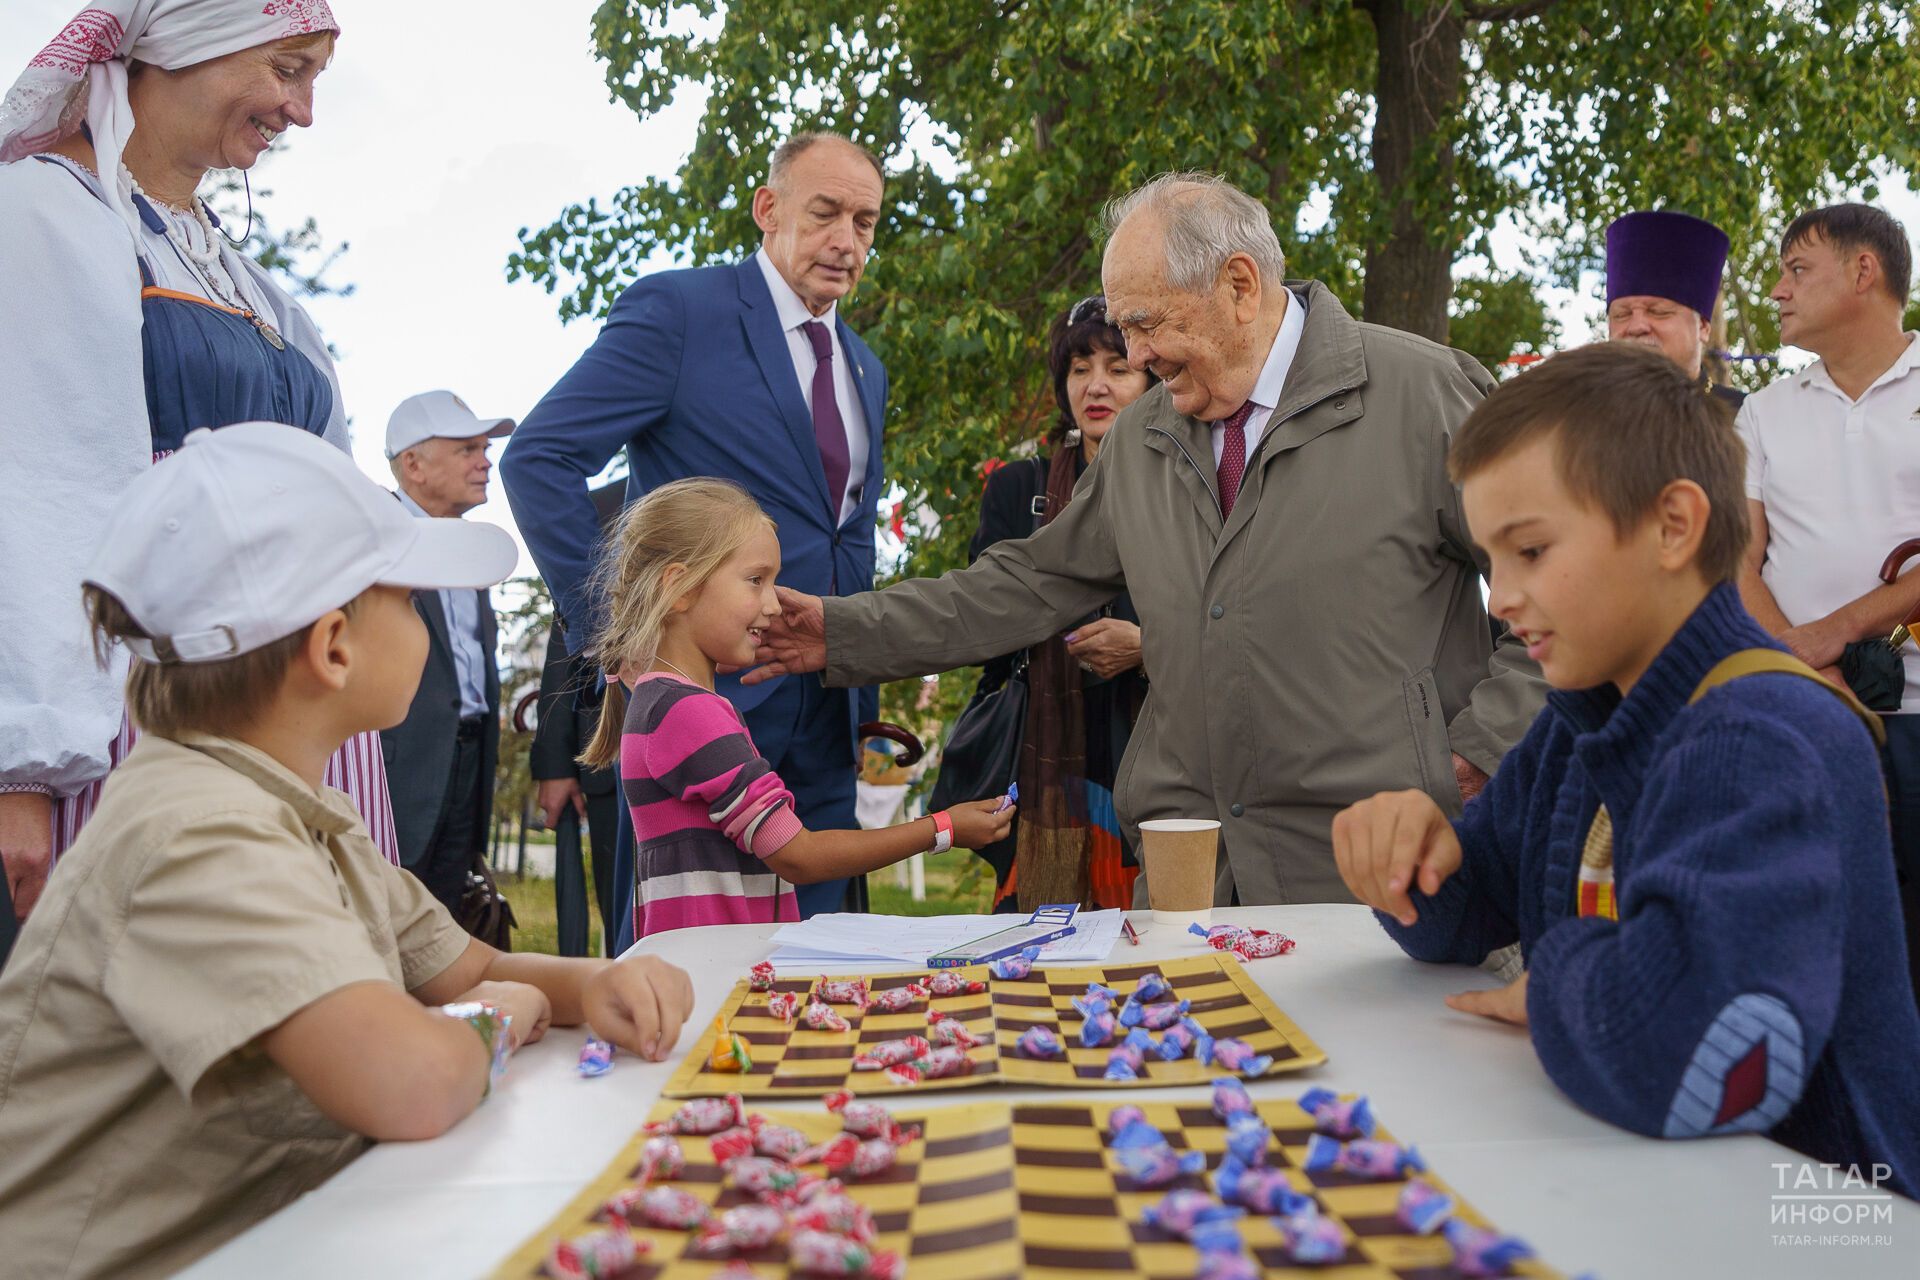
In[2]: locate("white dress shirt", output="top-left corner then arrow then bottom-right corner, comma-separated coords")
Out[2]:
1736,332 -> 1920,713
397,490 -> 491,719
1211,286 -> 1308,467
754,247 -> 871,525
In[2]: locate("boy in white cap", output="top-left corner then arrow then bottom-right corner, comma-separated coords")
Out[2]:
0,424 -> 693,1278
382,391 -> 516,909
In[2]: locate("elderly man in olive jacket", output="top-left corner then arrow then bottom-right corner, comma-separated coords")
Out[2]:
750,172 -> 1545,905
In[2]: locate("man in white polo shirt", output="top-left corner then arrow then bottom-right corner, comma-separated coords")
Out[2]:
381,391 -> 515,914
1735,203 -> 1920,1005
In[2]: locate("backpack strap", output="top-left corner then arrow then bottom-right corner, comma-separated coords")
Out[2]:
1688,649 -> 1886,748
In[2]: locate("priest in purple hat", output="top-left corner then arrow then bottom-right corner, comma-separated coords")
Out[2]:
1604,210 -> 1745,409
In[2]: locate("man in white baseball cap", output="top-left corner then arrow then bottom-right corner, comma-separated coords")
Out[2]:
381,391 -> 517,911
0,422 -> 692,1276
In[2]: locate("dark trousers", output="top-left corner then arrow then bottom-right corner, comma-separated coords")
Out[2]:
409,730 -> 485,914
1878,714 -> 1920,1011
583,786 -> 619,941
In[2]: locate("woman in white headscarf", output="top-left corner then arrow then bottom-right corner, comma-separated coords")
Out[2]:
0,1 -> 404,921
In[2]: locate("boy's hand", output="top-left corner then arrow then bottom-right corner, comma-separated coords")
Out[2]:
944,799 -> 1016,851
1445,972 -> 1530,1027
458,980 -> 552,1050
1329,789 -> 1461,927
583,954 -> 695,1061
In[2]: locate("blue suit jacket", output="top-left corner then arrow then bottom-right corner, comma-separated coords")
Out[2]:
503,258 -> 886,732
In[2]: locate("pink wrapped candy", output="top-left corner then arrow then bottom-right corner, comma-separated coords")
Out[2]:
814,977 -> 872,1008
867,981 -> 928,1013
789,1229 -> 904,1279
806,1131 -> 909,1179
634,1134 -> 686,1186
728,1155 -> 822,1205
690,1203 -> 787,1257
824,1090 -> 918,1142
790,1189 -> 877,1243
926,971 -> 986,997
927,1017 -> 987,1048
749,961 -> 778,991
766,990 -> 802,1022
803,1001 -> 852,1032
647,1094 -> 746,1136
918,1045 -> 975,1078
577,1035 -> 614,1078
619,1185 -> 710,1229
708,1115 -> 813,1165
1016,1025 -> 1065,1059
853,1035 -> 931,1070
547,1227 -> 647,1279
1232,929 -> 1296,960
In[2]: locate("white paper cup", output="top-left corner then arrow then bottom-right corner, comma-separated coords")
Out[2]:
1139,818 -> 1220,928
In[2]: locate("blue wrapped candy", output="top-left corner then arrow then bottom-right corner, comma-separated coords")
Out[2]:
1195,1252 -> 1259,1280
1104,1029 -> 1153,1081
1123,997 -> 1192,1031
1203,1037 -> 1274,1078
1116,1140 -> 1207,1188
989,945 -> 1044,981
1129,972 -> 1173,1003
1072,982 -> 1119,1021
1443,1218 -> 1536,1277
1278,1209 -> 1347,1264
1303,1135 -> 1426,1180
1210,1156 -> 1314,1216
1211,1077 -> 1254,1120
1188,1217 -> 1244,1257
1299,1086 -> 1376,1139
1080,1008 -> 1118,1048
1107,1105 -> 1149,1140
1224,1112 -> 1272,1166
1015,1025 -> 1065,1060
1155,1016 -> 1204,1061
1139,1189 -> 1245,1240
1397,1178 -> 1454,1235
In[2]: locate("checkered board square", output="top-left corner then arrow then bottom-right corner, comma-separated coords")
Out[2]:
490,1096 -> 1562,1279
662,954 -> 1325,1098
1010,1098 -> 1561,1279
489,1100 -> 1023,1280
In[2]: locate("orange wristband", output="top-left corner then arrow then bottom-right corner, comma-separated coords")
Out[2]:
930,810 -> 954,854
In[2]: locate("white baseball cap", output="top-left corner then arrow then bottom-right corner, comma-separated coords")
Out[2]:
384,389 -> 515,459
84,423 -> 519,664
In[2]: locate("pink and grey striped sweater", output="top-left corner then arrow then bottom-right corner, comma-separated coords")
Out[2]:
621,673 -> 802,938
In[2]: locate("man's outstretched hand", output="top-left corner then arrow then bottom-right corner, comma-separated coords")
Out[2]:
744,587 -> 829,685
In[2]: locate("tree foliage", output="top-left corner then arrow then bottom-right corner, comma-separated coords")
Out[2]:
206,149 -> 354,302
509,0 -> 1919,596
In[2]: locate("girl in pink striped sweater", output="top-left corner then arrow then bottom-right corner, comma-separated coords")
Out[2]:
581,479 -> 1015,940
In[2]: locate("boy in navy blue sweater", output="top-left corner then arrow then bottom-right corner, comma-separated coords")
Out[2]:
1333,343 -> 1920,1197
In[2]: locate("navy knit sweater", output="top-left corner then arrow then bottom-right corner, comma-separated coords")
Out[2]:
1382,583 -> 1920,1197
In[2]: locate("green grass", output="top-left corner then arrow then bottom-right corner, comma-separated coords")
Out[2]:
494,852 -> 995,955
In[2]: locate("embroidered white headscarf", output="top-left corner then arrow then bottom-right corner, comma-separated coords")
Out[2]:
0,1 -> 339,241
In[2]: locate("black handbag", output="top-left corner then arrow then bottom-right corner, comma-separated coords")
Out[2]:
929,649 -> 1029,810
455,856 -> 518,951
1841,638 -> 1905,713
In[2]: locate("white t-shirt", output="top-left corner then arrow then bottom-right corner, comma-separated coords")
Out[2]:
752,247 -> 871,526
1736,332 -> 1920,712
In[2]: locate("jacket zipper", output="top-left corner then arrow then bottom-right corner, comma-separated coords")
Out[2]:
1147,426 -> 1219,512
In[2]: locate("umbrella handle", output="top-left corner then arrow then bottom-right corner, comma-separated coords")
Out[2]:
859,720 -> 925,768
1879,539 -> 1920,646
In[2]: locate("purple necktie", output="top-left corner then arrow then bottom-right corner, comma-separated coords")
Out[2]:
802,320 -> 850,518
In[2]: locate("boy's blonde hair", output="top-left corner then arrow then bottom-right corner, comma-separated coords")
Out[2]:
83,586 -> 361,738
579,478 -> 775,769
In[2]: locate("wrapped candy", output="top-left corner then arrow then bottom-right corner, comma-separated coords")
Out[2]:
1128,971 -> 1174,1004
1443,1219 -> 1536,1277
691,1203 -> 787,1257
1299,1087 -> 1375,1140
1188,1217 -> 1245,1258
788,1230 -> 905,1279
647,1094 -> 746,1136
1195,1252 -> 1260,1280
1200,1037 -> 1273,1078
1155,1017 -> 1204,1062
1231,929 -> 1296,960
910,1044 -> 976,1081
749,960 -> 778,991
1211,1157 -> 1315,1216
766,990 -> 802,1023
1104,1028 -> 1154,1081
1071,982 -> 1119,1019
728,1155 -> 821,1205
1126,998 -> 1193,1031
1278,1210 -> 1348,1264
1107,1105 -> 1155,1146
620,1185 -> 710,1229
852,1035 -> 931,1071
803,1001 -> 852,1033
988,945 -> 1043,980
867,982 -> 928,1014
709,1115 -> 814,1165
547,1227 -> 646,1279
634,1135 -> 686,1187
807,1131 -> 910,1179
824,1091 -> 918,1143
1139,1188 -> 1246,1240
791,1189 -> 877,1243
1079,1009 -> 1118,1049
814,977 -> 871,1009
1211,1076 -> 1255,1121
1115,1139 -> 1207,1188
926,971 -> 987,997
706,1017 -> 753,1073
1189,922 -> 1251,944
927,1017 -> 988,1049
1016,1025 -> 1065,1059
1224,1113 -> 1272,1167
1397,1178 -> 1455,1235
577,1035 -> 614,1078
1303,1135 -> 1426,1180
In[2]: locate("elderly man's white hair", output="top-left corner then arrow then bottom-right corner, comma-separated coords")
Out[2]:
1102,172 -> 1287,294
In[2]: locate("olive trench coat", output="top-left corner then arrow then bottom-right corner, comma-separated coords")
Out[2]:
824,281 -> 1546,904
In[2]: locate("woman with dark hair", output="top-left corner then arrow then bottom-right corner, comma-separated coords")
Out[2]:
964,296 -> 1155,911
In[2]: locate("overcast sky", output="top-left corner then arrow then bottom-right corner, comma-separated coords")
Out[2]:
5,3 -> 1915,584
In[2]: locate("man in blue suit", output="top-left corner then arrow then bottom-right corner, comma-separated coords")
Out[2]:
503,133 -> 888,946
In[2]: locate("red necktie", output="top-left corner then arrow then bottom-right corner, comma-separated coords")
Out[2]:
1216,401 -> 1255,519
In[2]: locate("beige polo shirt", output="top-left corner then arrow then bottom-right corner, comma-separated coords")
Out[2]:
0,732 -> 472,1279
